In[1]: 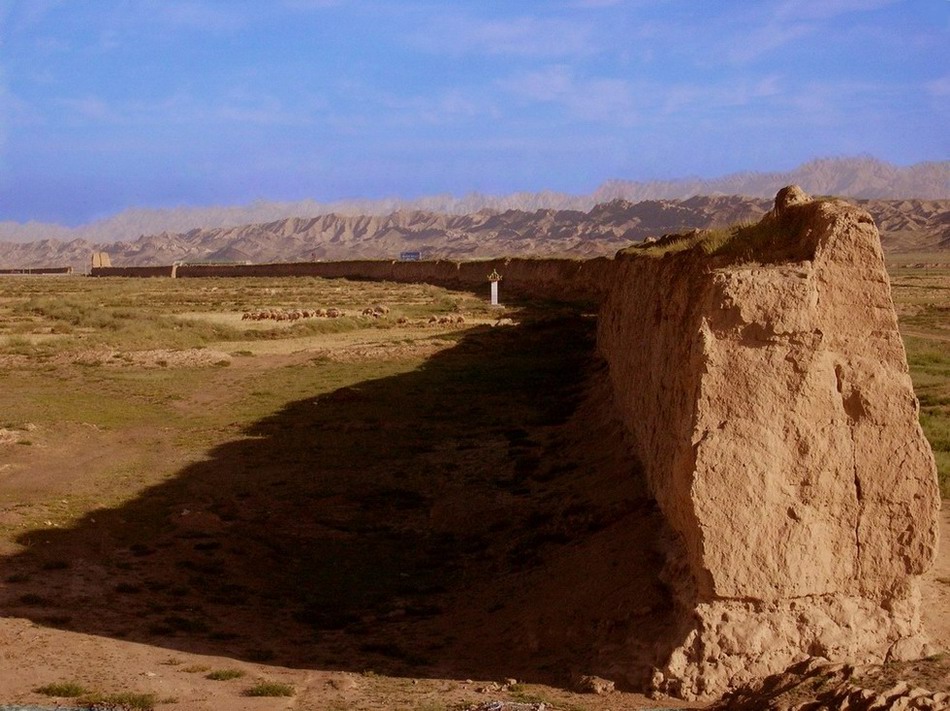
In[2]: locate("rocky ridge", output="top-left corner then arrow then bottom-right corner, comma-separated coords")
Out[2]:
1,156 -> 946,246
1,196 -> 947,273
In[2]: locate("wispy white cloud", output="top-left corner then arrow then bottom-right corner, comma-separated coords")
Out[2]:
499,65 -> 635,123
33,35 -> 70,52
281,0 -> 345,9
659,76 -> 783,114
772,79 -> 901,123
53,90 -> 316,128
720,0 -> 903,63
331,80 -> 498,130
503,66 -> 576,102
388,92 -> 491,126
58,96 -> 125,123
0,66 -> 9,171
0,0 -> 66,37
414,14 -> 596,58
144,0 -> 250,32
775,0 -> 902,21
726,21 -> 813,63
925,76 -> 950,98
567,0 -> 625,7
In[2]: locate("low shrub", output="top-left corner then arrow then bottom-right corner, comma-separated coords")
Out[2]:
35,681 -> 87,697
243,681 -> 294,697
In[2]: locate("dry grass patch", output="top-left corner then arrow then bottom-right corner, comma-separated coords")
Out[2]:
243,680 -> 294,697
35,680 -> 88,697
890,265 -> 950,498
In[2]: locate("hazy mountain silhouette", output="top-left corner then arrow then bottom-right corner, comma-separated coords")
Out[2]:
1,157 -> 947,247
1,194 -> 947,273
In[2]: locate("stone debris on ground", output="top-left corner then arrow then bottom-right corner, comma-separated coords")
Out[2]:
573,674 -> 616,695
712,656 -> 950,710
474,678 -> 521,694
463,703 -> 547,711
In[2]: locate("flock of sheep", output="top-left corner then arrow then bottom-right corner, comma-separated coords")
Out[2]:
241,307 -> 346,321
240,304 -> 466,326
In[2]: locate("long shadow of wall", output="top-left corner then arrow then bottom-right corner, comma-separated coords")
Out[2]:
0,311 -> 687,690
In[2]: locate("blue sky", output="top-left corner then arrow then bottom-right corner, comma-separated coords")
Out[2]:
0,0 -> 947,225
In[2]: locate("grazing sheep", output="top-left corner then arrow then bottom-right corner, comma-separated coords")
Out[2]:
396,316 -> 408,325
455,315 -> 465,324
371,303 -> 390,315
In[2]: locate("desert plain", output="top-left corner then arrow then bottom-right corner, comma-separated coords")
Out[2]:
0,252 -> 947,710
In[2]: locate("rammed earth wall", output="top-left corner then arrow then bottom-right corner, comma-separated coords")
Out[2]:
92,257 -> 615,302
90,188 -> 940,700
598,187 -> 939,698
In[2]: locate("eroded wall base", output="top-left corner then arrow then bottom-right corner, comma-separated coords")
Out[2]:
654,590 -> 929,699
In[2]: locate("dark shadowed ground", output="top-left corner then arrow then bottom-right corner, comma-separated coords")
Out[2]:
0,309 -> 685,695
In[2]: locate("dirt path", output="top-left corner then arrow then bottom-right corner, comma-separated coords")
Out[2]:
900,326 -> 950,343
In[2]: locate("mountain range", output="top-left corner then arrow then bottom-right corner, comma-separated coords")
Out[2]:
0,157 -> 947,271
1,195 -> 947,273
1,157 -> 947,247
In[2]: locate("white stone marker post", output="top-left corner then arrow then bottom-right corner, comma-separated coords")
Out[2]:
488,268 -> 502,307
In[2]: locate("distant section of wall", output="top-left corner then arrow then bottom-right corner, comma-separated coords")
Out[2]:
91,265 -> 175,278
0,266 -> 73,275
98,257 -> 618,301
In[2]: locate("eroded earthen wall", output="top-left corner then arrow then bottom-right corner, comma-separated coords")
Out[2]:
92,257 -> 617,301
91,265 -> 176,277
89,188 -> 940,700
597,188 -> 940,698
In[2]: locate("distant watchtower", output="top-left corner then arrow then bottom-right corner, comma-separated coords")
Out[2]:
487,268 -> 502,307
90,252 -> 111,269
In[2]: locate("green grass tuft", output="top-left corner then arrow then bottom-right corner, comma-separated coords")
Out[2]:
206,668 -> 246,680
81,691 -> 157,710
624,202 -> 827,263
35,681 -> 87,697
243,681 -> 295,697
